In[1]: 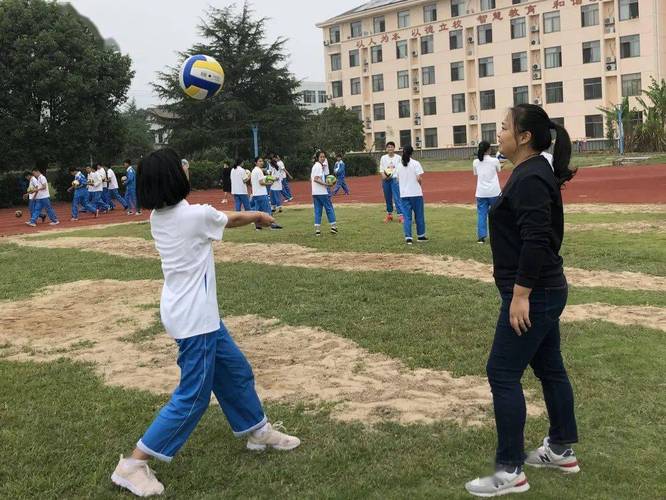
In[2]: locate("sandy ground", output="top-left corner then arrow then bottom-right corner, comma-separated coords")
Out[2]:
565,220 -> 666,233
11,236 -> 666,292
562,204 -> 666,214
0,279 -> 545,427
563,304 -> 666,333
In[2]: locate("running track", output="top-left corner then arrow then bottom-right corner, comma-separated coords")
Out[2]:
1,163 -> 665,237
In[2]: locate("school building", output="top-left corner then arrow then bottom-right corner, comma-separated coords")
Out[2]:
317,0 -> 664,151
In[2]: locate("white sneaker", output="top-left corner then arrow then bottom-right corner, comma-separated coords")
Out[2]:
465,469 -> 530,497
49,221 -> 60,226
246,422 -> 301,451
525,437 -> 580,473
111,455 -> 164,497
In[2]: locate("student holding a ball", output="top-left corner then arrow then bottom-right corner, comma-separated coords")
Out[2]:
311,150 -> 338,237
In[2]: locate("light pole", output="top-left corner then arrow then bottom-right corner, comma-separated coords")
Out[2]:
251,124 -> 259,158
617,106 -> 625,155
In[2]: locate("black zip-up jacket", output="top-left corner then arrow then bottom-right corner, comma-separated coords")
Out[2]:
489,155 -> 567,291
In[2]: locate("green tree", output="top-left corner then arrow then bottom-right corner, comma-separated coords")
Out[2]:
0,0 -> 133,171
120,99 -> 154,161
152,2 -> 306,159
302,105 -> 365,155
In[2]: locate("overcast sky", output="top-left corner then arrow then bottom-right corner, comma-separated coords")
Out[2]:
61,0 -> 360,108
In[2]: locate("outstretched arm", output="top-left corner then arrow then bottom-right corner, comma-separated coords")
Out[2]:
225,210 -> 274,228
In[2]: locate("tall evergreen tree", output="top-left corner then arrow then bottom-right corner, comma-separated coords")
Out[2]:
153,2 -> 306,158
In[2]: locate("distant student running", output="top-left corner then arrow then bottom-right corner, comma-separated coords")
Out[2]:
392,146 -> 427,245
68,166 -> 99,220
26,168 -> 59,227
107,164 -> 128,210
311,150 -> 338,236
124,159 -> 140,215
473,141 -> 502,244
333,154 -> 350,195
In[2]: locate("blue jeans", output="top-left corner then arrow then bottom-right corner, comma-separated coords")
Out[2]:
333,178 -> 349,195
382,178 -> 402,215
138,322 -> 267,462
281,178 -> 292,200
72,190 -> 97,218
487,286 -> 578,466
270,189 -> 282,208
109,188 -> 128,209
476,197 -> 499,239
234,194 -> 251,211
29,198 -> 58,224
252,194 -> 271,216
89,191 -> 109,211
126,189 -> 137,212
400,196 -> 426,239
102,188 -> 114,209
312,194 -> 336,226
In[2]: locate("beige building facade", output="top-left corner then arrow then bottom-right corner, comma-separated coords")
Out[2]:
317,0 -> 665,151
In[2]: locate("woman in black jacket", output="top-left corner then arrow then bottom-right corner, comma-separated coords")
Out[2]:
466,104 -> 579,497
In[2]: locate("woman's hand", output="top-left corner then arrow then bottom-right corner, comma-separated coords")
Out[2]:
509,285 -> 532,336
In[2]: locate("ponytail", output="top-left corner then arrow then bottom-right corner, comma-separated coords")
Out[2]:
401,145 -> 414,166
477,141 -> 491,162
549,121 -> 576,186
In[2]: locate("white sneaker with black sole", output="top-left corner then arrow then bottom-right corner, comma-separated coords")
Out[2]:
525,437 -> 580,473
465,470 -> 530,497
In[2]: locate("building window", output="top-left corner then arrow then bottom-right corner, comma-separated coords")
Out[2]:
512,52 -> 527,73
481,123 -> 496,144
396,40 -> 408,59
453,125 -> 467,145
374,131 -> 386,150
451,0 -> 464,17
373,103 -> 385,121
582,41 -> 601,64
480,0 -> 496,11
329,26 -> 341,43
350,78 -> 361,95
422,66 -> 436,85
400,129 -> 412,148
511,17 -> 526,39
452,93 -> 465,113
330,53 -> 341,71
423,96 -> 437,115
620,34 -> 640,58
545,46 -> 562,68
350,21 -> 362,38
513,86 -> 529,105
373,16 -> 385,33
480,90 -> 495,110
331,81 -> 342,98
397,10 -> 410,28
545,82 -> 564,103
478,24 -> 492,44
372,74 -> 384,92
544,11 -> 560,33
581,4 -> 599,27
621,73 -> 642,97
628,111 -> 643,128
451,61 -> 464,81
619,0 -> 639,21
371,45 -> 383,63
350,105 -> 362,121
421,35 -> 434,54
479,57 -> 494,77
450,30 -> 463,50
584,77 -> 602,100
398,100 -> 411,118
349,49 -> 359,67
318,91 -> 327,103
585,114 -> 604,138
424,3 -> 437,22
397,70 -> 409,89
424,128 -> 438,148
302,90 -> 316,103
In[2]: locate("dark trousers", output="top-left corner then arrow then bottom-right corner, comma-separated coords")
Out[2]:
486,285 -> 578,466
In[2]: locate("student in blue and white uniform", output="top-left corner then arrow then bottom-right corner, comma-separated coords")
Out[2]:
333,153 -> 350,196
275,154 -> 293,202
98,164 -> 114,210
86,165 -> 109,212
123,159 -> 139,215
392,145 -> 427,245
251,157 -> 282,230
379,141 -> 403,223
110,148 -> 300,498
26,168 -> 59,227
231,160 -> 251,212
311,150 -> 338,236
473,141 -> 502,244
107,165 -> 128,210
268,158 -> 283,213
68,166 -> 99,220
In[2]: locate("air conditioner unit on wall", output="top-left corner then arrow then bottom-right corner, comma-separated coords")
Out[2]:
468,37 -> 474,44
413,86 -> 420,93
606,62 -> 617,71
604,16 -> 615,25
530,25 -> 539,33
532,63 -> 541,71
531,39 -> 538,46
323,40 -> 329,46
534,98 -> 542,105
533,71 -> 542,80
469,114 -> 477,121
412,50 -> 419,57
326,95 -> 333,100
606,57 -> 616,64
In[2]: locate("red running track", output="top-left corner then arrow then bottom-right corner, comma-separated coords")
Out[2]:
2,163 -> 665,237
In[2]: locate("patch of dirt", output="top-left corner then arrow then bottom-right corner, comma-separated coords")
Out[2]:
0,279 -> 544,426
563,204 -> 666,214
565,221 -> 666,233
12,236 -> 666,292
563,304 -> 666,332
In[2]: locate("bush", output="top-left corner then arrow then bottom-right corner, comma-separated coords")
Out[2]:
0,172 -> 26,208
188,160 -> 223,190
344,154 -> 378,177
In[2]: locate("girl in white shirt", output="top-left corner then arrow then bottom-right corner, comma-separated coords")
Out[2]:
230,160 -> 251,211
473,141 -> 502,244
392,146 -> 427,245
311,150 -> 338,236
268,158 -> 284,213
110,148 -> 299,497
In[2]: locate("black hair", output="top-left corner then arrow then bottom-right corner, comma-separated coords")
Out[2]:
314,150 -> 327,163
23,170 -> 32,178
336,153 -> 342,158
234,158 -> 244,169
510,104 -> 575,186
137,148 -> 190,210
401,145 -> 414,166
31,167 -> 42,174
477,141 -> 491,161
123,159 -> 132,165
386,141 -> 396,148
254,156 -> 262,164
68,166 -> 77,172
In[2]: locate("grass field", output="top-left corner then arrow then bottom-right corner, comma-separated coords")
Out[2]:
2,205 -> 665,499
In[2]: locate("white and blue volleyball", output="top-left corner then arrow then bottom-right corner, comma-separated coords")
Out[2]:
179,54 -> 225,100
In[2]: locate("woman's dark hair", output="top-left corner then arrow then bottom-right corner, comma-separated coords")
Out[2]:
314,150 -> 327,163
510,103 -> 576,186
234,158 -> 243,168
124,159 -> 132,166
254,156 -> 262,164
477,141 -> 491,161
24,170 -> 32,177
137,148 -> 190,210
386,141 -> 396,148
401,145 -> 414,166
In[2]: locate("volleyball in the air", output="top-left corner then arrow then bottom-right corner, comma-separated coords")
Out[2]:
179,54 -> 225,100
